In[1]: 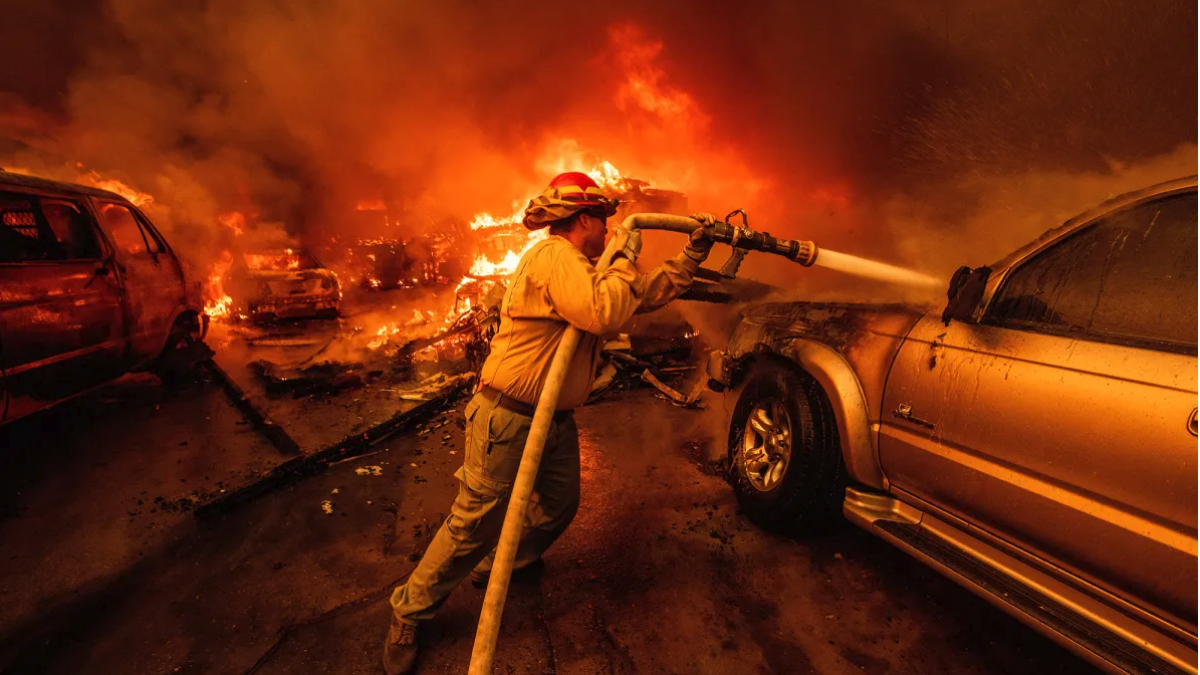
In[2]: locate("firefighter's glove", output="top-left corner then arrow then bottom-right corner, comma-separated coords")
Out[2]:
610,226 -> 642,265
684,227 -> 715,263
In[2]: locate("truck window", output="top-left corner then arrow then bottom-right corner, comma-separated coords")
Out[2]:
986,192 -> 1198,353
98,202 -> 150,256
40,199 -> 103,260
0,191 -> 64,262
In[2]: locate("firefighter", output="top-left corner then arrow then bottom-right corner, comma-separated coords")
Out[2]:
383,171 -> 715,674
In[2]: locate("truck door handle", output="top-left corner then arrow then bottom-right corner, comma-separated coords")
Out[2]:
1188,408 -> 1197,437
893,403 -> 935,430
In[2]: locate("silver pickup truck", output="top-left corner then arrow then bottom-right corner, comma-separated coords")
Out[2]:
707,177 -> 1198,675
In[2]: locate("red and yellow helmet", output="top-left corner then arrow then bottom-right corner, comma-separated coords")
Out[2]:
522,172 -> 619,230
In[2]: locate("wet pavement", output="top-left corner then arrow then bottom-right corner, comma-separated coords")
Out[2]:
0,381 -> 1097,675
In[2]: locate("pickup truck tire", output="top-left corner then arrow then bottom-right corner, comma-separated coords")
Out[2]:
728,362 -> 847,533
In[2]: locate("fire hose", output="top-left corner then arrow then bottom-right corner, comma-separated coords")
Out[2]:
467,211 -> 817,674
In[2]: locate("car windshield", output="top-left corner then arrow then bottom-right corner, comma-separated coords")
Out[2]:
243,250 -> 320,271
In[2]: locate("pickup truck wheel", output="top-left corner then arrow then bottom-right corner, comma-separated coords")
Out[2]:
729,363 -> 846,533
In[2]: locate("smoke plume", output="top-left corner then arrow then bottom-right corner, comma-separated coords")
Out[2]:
0,0 -> 1193,295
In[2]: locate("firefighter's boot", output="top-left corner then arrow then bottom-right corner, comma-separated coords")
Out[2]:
383,615 -> 418,675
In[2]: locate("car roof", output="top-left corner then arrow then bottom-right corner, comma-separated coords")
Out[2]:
988,175 -> 1198,273
0,170 -> 131,202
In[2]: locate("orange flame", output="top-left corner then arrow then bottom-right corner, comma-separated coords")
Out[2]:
465,156 -> 635,278
203,213 -> 247,322
203,257 -> 235,321
81,172 -> 155,207
610,24 -> 710,130
218,211 -> 245,236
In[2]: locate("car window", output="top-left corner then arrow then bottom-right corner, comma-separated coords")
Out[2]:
0,191 -> 67,262
986,192 -> 1198,352
132,209 -> 168,253
40,199 -> 103,260
98,202 -> 151,256
1088,194 -> 1197,347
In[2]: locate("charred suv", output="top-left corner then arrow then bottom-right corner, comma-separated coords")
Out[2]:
0,172 -> 207,423
707,177 -> 1198,675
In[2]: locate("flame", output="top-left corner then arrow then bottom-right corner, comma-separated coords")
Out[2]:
610,24 -> 709,129
203,213 -> 246,323
218,211 -> 245,236
81,172 -> 155,207
204,286 -> 234,320
367,309 -> 435,350
470,247 -> 525,277
203,257 -> 235,321
4,166 -> 157,207
469,207 -> 522,230
465,155 -> 633,278
587,160 -> 627,190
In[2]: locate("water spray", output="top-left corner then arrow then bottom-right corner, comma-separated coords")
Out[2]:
619,209 -> 941,289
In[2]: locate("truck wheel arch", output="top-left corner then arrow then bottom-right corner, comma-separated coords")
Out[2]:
733,341 -> 888,491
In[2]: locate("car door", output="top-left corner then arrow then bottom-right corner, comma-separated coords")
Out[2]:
0,190 -> 126,421
92,200 -> 185,363
879,190 -> 1198,633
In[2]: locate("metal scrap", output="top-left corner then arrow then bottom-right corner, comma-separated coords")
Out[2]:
248,359 -> 366,397
640,369 -> 706,409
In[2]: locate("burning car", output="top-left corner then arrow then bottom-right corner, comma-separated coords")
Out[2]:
335,234 -> 470,291
707,177 -> 1198,675
0,171 -> 208,423
225,248 -> 341,323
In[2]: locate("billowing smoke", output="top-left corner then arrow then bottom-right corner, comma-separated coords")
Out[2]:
0,0 -> 1194,298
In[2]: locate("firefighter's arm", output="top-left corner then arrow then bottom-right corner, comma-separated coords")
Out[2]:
547,246 -> 646,335
634,253 -> 701,314
636,216 -> 716,313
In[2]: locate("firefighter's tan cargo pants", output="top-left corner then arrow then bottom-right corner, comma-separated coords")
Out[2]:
390,391 -> 580,624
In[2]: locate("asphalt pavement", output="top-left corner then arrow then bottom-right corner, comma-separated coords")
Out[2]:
0,379 -> 1097,675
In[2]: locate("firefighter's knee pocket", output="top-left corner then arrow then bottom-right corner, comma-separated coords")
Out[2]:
447,465 -> 507,541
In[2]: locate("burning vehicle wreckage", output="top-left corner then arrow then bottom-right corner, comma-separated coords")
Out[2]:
225,247 -> 342,323
237,179 -> 776,409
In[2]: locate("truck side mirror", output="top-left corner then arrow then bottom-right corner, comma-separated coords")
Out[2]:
942,265 -> 990,325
